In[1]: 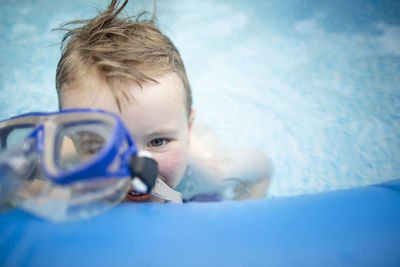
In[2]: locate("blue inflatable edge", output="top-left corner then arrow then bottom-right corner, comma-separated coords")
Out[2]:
1,179 -> 400,267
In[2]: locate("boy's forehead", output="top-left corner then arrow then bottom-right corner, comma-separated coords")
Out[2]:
61,67 -> 187,113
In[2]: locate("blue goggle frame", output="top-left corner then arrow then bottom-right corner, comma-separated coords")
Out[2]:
0,109 -> 138,185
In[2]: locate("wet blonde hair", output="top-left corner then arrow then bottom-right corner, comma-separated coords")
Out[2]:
56,0 -> 191,114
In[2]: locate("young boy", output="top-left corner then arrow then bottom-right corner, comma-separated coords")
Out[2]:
56,0 -> 270,202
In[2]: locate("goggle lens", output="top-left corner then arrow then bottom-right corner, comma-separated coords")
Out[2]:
55,120 -> 114,172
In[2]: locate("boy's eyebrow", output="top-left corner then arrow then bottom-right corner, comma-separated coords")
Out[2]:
147,128 -> 180,138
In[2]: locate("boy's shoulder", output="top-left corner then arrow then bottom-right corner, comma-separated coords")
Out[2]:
178,123 -> 271,201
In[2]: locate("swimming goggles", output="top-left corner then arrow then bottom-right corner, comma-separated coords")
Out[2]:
0,109 -> 182,222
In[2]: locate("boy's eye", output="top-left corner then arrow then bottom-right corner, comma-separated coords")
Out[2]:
71,132 -> 105,156
148,138 -> 168,147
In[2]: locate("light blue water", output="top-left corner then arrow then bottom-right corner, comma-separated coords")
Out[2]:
0,0 -> 399,197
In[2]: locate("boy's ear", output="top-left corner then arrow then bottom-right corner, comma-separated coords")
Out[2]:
188,109 -> 196,131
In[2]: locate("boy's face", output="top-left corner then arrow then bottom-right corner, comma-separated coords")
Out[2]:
61,69 -> 194,201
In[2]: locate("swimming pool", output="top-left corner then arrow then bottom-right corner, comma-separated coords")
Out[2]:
0,0 -> 399,198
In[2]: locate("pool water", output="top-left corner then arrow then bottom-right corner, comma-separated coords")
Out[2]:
0,0 -> 399,197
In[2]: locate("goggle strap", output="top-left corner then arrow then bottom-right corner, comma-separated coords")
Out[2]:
152,179 -> 183,204
129,155 -> 158,194
129,152 -> 182,203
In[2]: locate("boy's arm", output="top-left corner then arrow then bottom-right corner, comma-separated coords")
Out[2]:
221,148 -> 271,200
250,178 -> 270,199
188,126 -> 272,200
233,177 -> 270,200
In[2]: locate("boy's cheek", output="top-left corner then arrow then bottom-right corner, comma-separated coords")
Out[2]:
153,148 -> 188,188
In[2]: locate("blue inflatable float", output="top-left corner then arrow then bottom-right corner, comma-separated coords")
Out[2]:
1,179 -> 399,267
